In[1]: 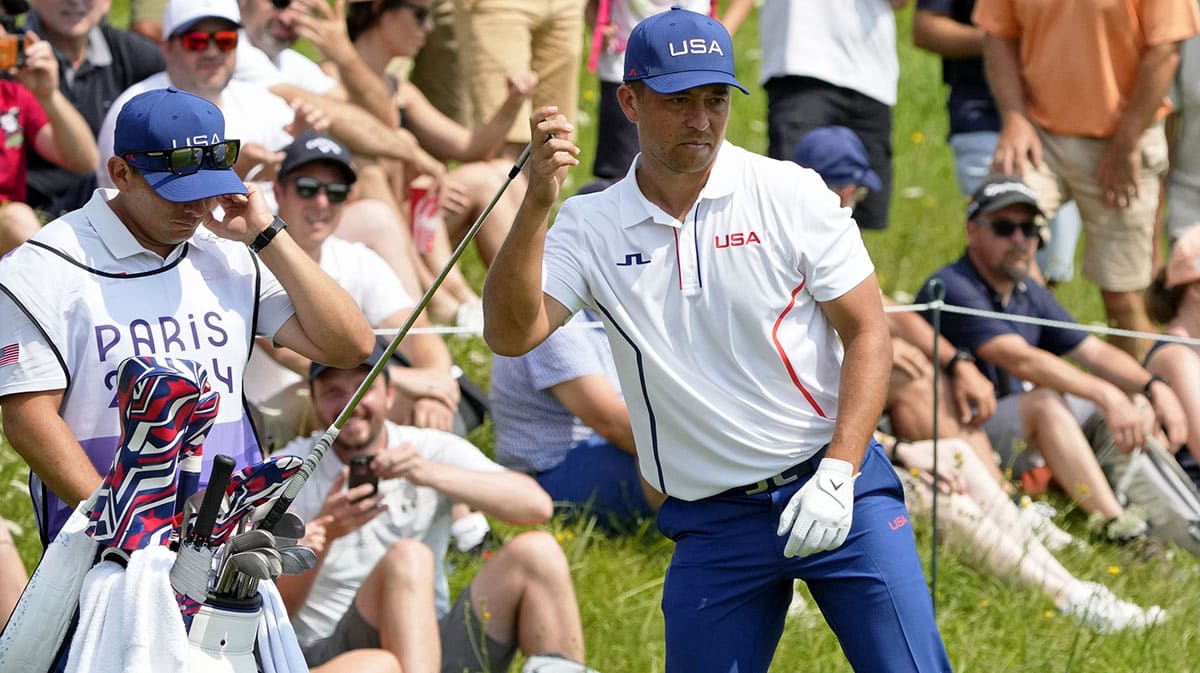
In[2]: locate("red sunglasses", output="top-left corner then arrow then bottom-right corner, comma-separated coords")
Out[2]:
176,30 -> 239,53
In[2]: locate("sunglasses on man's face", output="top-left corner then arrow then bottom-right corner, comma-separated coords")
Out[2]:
270,0 -> 291,7
985,218 -> 1040,239
389,0 -> 431,24
177,29 -> 239,53
293,176 -> 350,203
123,140 -> 241,176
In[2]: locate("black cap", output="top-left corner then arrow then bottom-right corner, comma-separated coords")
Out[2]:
310,338 -> 393,382
966,174 -> 1044,221
279,131 -> 357,184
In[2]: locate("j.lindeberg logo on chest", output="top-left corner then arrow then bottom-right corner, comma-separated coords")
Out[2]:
714,231 -> 761,249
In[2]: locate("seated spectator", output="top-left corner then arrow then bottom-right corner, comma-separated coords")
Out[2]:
879,432 -> 1164,632
18,0 -> 163,219
0,31 -> 98,256
1144,224 -> 1200,488
275,353 -> 602,673
491,311 -> 664,527
0,513 -> 27,631
915,175 -> 1199,552
245,131 -> 464,449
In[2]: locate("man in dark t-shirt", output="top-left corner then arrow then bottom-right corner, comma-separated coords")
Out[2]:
22,1 -> 164,216
917,174 -> 1188,544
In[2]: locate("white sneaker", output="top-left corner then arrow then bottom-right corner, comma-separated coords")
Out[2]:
1064,582 -> 1167,633
1018,496 -> 1081,552
522,655 -> 601,673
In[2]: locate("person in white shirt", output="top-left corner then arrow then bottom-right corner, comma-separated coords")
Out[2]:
275,354 -> 601,673
244,130 -> 463,449
483,8 -> 949,673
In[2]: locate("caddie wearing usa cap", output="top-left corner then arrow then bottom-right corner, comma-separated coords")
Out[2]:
0,87 -> 373,543
485,7 -> 951,673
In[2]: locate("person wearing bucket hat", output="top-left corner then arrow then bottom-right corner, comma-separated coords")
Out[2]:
0,86 -> 374,544
486,7 -> 950,673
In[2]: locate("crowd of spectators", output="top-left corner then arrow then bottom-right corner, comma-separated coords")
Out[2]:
3,0 -> 1200,666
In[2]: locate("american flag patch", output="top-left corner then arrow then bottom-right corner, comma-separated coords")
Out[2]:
0,343 -> 19,367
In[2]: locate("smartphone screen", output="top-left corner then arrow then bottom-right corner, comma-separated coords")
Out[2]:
347,454 -> 378,498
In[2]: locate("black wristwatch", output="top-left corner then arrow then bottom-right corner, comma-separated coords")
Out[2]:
1142,374 -> 1168,397
943,349 -> 975,377
249,216 -> 287,253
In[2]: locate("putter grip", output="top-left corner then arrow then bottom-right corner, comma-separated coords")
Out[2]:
189,455 -> 236,545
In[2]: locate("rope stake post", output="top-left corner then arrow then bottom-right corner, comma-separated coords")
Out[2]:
924,278 -> 945,614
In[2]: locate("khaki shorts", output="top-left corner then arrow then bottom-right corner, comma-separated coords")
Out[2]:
301,584 -> 518,673
1022,123 -> 1168,292
454,0 -> 584,144
129,0 -> 168,23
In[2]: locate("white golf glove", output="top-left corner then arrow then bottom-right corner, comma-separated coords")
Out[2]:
777,458 -> 856,558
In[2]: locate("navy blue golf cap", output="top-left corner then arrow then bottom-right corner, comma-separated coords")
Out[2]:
623,6 -> 748,95
792,126 -> 883,192
113,87 -> 247,203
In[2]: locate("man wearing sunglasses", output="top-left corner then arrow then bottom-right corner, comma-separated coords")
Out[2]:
916,175 -> 1200,552
0,87 -> 374,544
245,130 -> 466,449
95,0 -> 298,210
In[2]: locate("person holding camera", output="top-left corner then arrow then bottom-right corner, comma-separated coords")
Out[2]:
274,352 -> 603,673
0,25 -> 98,256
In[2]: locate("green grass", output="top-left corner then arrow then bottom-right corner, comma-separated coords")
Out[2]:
3,2 -> 1198,671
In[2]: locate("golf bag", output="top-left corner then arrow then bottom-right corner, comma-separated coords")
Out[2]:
0,357 -> 308,673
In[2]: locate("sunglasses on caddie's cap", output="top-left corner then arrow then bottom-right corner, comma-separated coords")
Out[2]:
622,6 -> 748,95
114,87 -> 248,203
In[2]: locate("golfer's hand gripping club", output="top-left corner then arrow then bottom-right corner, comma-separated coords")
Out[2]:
777,458 -> 856,558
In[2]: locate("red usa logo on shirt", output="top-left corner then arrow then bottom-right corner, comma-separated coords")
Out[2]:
714,231 -> 761,249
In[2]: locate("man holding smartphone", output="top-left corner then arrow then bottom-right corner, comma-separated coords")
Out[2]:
274,352 -> 602,673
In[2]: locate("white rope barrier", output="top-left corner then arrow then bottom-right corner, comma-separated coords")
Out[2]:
382,301 -> 1200,348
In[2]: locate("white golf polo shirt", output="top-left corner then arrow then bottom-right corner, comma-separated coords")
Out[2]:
543,142 -> 874,501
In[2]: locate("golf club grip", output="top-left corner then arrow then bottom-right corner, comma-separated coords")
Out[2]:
257,429 -> 338,532
189,454 -> 236,545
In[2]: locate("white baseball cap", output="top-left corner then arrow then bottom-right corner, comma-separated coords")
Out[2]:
162,0 -> 242,38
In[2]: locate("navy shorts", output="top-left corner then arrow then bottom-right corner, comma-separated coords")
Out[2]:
535,434 -> 654,526
656,440 -> 951,673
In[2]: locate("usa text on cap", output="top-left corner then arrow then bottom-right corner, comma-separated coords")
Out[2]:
623,6 -> 748,95
114,87 -> 247,203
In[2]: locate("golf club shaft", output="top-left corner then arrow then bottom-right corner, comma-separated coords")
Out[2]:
257,143 -> 534,533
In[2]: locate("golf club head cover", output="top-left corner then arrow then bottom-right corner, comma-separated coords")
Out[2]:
87,357 -> 208,550
210,456 -> 304,546
175,365 -> 221,521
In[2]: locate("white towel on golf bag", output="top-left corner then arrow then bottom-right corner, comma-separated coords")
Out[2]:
65,561 -> 126,673
257,581 -> 309,673
65,546 -> 190,673
124,546 -> 190,672
0,493 -> 99,673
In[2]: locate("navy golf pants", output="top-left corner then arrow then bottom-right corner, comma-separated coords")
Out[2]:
656,440 -> 951,673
